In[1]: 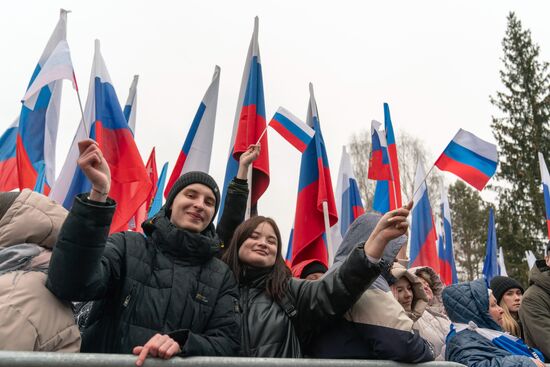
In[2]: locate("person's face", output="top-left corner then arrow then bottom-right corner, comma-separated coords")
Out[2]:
489,294 -> 504,326
501,288 -> 523,313
393,277 -> 413,311
238,222 -> 278,268
304,272 -> 324,281
417,276 -> 434,302
169,183 -> 216,233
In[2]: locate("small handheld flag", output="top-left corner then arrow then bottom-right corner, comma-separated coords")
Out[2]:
268,107 -> 314,153
435,129 -> 497,190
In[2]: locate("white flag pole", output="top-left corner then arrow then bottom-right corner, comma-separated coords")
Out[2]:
323,201 -> 334,265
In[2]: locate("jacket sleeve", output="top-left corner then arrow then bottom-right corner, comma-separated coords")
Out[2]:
446,331 -> 537,367
46,194 -> 124,302
519,291 -> 550,360
169,267 -> 241,356
216,178 -> 248,251
370,327 -> 434,363
290,243 -> 381,336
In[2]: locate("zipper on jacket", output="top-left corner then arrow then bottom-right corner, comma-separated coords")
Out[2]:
123,284 -> 136,308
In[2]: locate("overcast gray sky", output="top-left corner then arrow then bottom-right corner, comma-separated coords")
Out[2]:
1,1 -> 549,251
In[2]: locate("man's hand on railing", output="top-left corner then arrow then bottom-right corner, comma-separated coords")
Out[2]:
133,333 -> 181,366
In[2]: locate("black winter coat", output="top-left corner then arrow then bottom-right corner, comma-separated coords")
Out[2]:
239,245 -> 381,358
47,180 -> 247,355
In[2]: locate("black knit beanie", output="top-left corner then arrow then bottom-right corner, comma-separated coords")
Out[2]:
490,275 -> 524,304
301,261 -> 328,279
164,171 -> 220,220
0,192 -> 20,221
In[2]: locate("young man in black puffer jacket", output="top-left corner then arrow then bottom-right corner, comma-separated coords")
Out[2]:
47,139 -> 259,365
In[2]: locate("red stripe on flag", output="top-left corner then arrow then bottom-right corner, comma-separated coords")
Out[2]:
270,119 -> 308,152
410,225 -> 440,272
387,144 -> 402,207
164,150 -> 188,199
435,154 -> 491,190
0,157 -> 19,191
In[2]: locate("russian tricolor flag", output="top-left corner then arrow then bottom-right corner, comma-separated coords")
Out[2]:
49,40 -> 151,233
435,129 -> 497,191
482,208 -> 499,284
148,162 -> 169,219
538,152 -> 550,239
16,10 -> 70,194
368,120 -> 391,180
123,75 -> 139,135
439,183 -> 458,285
128,147 -> 158,232
268,107 -> 314,153
0,118 -> 19,191
290,84 -> 338,269
372,103 -> 402,213
331,146 -> 365,257
164,66 -> 220,197
410,160 -> 440,272
219,17 -> 269,219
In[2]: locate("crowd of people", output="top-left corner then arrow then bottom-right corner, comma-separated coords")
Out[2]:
0,139 -> 549,367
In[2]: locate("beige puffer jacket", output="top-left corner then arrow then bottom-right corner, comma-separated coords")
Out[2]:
0,189 -> 80,352
409,266 -> 451,360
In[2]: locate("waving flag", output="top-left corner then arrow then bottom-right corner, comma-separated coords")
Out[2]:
128,147 -> 158,232
0,118 -> 19,191
219,17 -> 269,219
268,107 -> 314,153
435,129 -> 497,190
290,84 -> 338,270
437,230 -> 448,283
165,66 -> 220,197
482,208 -> 499,284
331,146 -> 365,257
525,250 -> 537,270
439,184 -> 458,284
148,162 -> 169,219
410,160 -> 439,272
123,75 -> 139,134
368,120 -> 391,180
49,40 -> 151,233
16,10 -> 70,194
372,103 -> 402,213
33,161 -> 47,194
498,247 -> 508,276
538,152 -> 550,239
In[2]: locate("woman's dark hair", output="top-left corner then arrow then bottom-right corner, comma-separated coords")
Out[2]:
222,216 -> 291,302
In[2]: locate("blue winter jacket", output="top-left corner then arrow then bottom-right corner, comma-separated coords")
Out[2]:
443,279 -> 537,367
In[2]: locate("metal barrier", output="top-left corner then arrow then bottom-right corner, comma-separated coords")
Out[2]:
0,351 -> 469,367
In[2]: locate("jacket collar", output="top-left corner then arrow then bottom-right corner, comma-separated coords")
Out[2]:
143,207 -> 220,264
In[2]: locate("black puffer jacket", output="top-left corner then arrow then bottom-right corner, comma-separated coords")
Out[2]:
47,194 -> 241,355
239,245 -> 381,357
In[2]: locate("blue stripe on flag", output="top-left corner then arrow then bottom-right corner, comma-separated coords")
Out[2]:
0,127 -> 17,161
544,184 -> 550,219
242,56 -> 265,118
274,112 -> 311,145
410,189 -> 433,265
444,141 -> 497,177
373,180 -> 390,213
182,102 -> 207,155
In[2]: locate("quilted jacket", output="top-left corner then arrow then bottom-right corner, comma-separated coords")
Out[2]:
443,279 -> 537,367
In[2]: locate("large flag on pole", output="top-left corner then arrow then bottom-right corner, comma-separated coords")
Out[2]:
439,183 -> 458,285
435,129 -> 497,190
538,152 -> 550,239
49,40 -> 151,233
410,159 -> 439,271
368,120 -> 391,180
290,84 -> 338,271
219,17 -> 269,219
525,250 -> 537,270
148,162 -> 169,219
331,146 -> 365,258
482,208 -> 499,284
128,147 -> 158,232
372,103 -> 402,213
16,9 -> 70,194
33,161 -> 47,194
0,118 -> 19,191
164,66 -> 220,196
123,75 -> 139,134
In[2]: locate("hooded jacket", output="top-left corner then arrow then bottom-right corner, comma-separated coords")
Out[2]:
520,260 -> 550,360
0,189 -> 80,352
409,266 -> 451,360
443,279 -> 537,367
47,194 -> 241,355
308,211 -> 434,362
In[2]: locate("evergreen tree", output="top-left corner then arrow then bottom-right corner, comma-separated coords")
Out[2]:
491,12 -> 550,285
448,181 -> 489,281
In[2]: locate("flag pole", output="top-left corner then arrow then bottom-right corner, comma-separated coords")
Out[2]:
323,201 -> 334,265
255,123 -> 269,145
386,147 -> 399,209
75,87 -> 89,138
